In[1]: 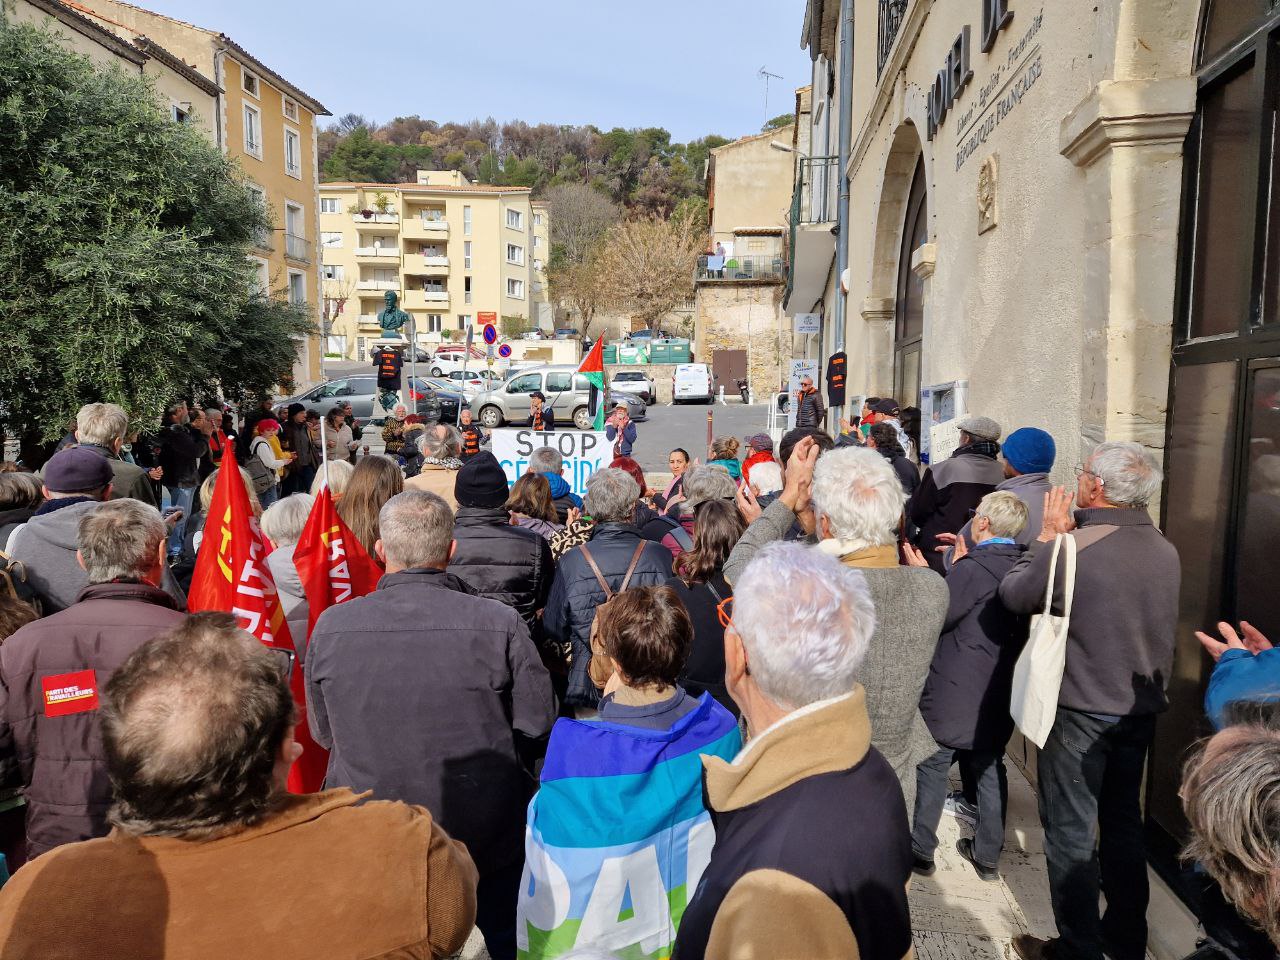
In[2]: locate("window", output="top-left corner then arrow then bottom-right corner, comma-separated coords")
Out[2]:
534,213 -> 543,227
894,157 -> 927,404
284,127 -> 302,178
463,206 -> 472,236
534,258 -> 544,272
427,314 -> 442,333
287,270 -> 306,305
464,241 -> 472,269
320,197 -> 341,214
243,104 -> 262,158
321,232 -> 343,248
533,234 -> 541,248
242,69 -> 260,98
247,185 -> 269,248
171,103 -> 189,124
507,278 -> 525,299
285,202 -> 304,239
464,276 -> 472,304
508,373 -> 542,395
506,243 -> 525,265
457,314 -> 471,330
249,256 -> 269,293
322,264 -> 344,282
546,372 -> 572,393
506,209 -> 524,230
573,374 -> 592,392
283,97 -> 299,121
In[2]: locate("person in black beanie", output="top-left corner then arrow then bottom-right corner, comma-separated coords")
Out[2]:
446,452 -> 554,645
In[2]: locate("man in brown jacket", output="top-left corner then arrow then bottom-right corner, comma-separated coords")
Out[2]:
0,614 -> 478,960
0,498 -> 184,859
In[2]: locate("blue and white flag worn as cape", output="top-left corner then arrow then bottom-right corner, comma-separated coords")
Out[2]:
516,693 -> 741,960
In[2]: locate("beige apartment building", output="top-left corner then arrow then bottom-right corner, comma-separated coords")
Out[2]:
11,0 -> 219,142
75,0 -> 330,387
318,172 -> 551,360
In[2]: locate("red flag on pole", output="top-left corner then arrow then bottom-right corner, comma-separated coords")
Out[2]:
292,484 -> 383,637
188,447 -> 328,793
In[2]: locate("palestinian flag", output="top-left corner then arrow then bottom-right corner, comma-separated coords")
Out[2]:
577,337 -> 606,430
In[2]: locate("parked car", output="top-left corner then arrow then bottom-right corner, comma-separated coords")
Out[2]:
626,328 -> 670,344
426,349 -> 473,376
672,363 -> 716,404
281,376 -> 451,426
610,371 -> 657,405
554,328 -> 580,340
469,365 -> 647,430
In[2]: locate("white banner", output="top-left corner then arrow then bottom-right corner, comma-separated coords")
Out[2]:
491,429 -> 609,497
786,359 -> 819,430
930,419 -> 963,463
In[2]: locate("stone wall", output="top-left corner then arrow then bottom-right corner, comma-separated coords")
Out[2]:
694,282 -> 788,401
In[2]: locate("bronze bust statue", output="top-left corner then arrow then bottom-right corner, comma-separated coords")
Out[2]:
377,290 -> 410,338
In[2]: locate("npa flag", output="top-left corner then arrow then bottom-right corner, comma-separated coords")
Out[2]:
577,337 -> 606,430
188,447 -> 328,794
292,484 -> 382,637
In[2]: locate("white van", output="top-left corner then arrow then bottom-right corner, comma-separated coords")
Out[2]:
672,363 -> 714,404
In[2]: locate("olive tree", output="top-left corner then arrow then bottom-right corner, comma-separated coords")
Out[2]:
0,21 -> 313,462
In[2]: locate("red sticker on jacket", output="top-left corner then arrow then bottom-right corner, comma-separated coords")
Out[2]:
42,671 -> 99,718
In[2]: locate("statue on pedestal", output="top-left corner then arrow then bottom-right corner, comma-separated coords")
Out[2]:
377,290 -> 410,339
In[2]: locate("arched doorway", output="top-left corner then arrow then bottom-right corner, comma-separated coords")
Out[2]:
1153,0 -> 1280,844
894,157 -> 928,404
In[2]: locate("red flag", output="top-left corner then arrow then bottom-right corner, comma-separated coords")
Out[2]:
188,447 -> 328,793
292,484 -> 383,637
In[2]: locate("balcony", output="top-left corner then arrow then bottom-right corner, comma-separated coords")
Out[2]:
355,245 -> 400,260
878,0 -> 909,76
284,233 -> 311,263
785,156 -> 840,313
351,211 -> 399,230
402,214 -> 448,239
696,254 -> 785,283
404,253 -> 449,274
403,289 -> 449,310
358,314 -> 384,331
357,279 -> 399,292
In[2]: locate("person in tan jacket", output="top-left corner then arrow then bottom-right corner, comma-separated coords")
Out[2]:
403,424 -> 462,508
673,543 -> 913,960
0,613 -> 478,960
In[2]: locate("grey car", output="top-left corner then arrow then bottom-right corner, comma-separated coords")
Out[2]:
281,375 -> 449,426
469,365 -> 647,430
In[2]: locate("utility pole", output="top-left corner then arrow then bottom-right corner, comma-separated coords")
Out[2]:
758,66 -> 783,126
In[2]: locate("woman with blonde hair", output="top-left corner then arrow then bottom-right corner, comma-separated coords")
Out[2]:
309,459 -> 355,499
335,455 -> 403,559
707,436 -> 742,481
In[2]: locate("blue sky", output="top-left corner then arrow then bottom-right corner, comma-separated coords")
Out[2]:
136,1 -> 811,143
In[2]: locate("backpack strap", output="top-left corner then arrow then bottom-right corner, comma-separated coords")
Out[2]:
618,542 -> 647,593
662,515 -> 694,551
580,544 -> 613,599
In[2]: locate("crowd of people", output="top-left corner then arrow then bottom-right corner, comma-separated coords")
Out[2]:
0,391 -> 1275,960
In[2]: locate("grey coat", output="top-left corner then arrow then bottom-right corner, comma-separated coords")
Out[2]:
7,501 -> 185,613
724,499 -> 947,812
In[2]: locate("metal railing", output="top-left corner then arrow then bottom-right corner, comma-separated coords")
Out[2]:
878,0 -> 908,76
696,254 -> 785,282
794,156 -> 839,226
284,233 -> 311,262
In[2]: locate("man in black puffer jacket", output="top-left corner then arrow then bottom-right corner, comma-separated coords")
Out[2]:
544,467 -> 673,711
448,453 -> 553,643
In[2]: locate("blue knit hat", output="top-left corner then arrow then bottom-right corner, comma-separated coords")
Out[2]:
1002,427 -> 1056,475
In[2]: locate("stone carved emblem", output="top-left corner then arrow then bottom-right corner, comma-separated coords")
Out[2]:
978,153 -> 998,235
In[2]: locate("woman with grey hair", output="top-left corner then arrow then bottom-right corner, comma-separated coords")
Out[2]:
544,468 -> 678,711
404,424 -> 462,506
261,494 -> 316,645
641,464 -> 737,560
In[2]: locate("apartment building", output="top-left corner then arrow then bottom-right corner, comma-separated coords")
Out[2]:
75,0 -> 330,387
12,0 -> 219,142
317,172 -> 549,361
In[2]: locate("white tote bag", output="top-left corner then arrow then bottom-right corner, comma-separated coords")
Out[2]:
1010,533 -> 1077,748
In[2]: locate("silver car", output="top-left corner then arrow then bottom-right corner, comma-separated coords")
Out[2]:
469,365 -> 647,430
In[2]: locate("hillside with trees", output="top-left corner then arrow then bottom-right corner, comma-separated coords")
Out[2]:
319,115 -> 734,217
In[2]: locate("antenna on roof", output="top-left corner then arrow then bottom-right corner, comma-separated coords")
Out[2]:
758,66 -> 783,127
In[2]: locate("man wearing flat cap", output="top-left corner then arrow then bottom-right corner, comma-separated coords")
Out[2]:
910,415 -> 1006,573
8,448 -> 184,613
